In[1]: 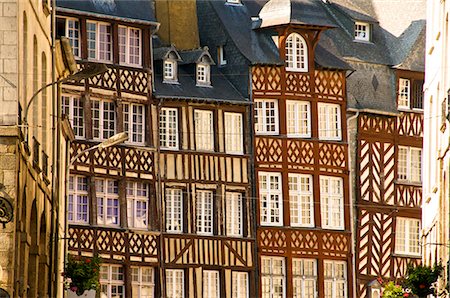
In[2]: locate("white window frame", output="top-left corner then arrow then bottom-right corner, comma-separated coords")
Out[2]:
289,174 -> 314,227
226,192 -> 243,237
320,176 -> 344,230
398,146 -> 422,183
286,100 -> 311,138
318,103 -> 341,141
261,256 -> 285,298
324,260 -> 347,298
160,108 -> 179,150
123,102 -> 145,145
292,258 -> 317,298
62,95 -> 84,138
398,78 -> 411,109
196,190 -> 214,235
96,178 -> 120,226
68,175 -> 89,224
86,20 -> 112,62
218,45 -> 227,65
226,0 -> 241,4
395,217 -> 421,256
165,188 -> 183,233
92,99 -> 116,140
225,112 -> 244,154
232,271 -> 248,298
163,60 -> 178,82
126,182 -> 149,229
118,26 -> 142,66
131,267 -> 154,298
203,270 -> 220,298
254,99 -> 279,135
194,109 -> 214,151
100,265 -> 125,298
196,63 -> 210,86
259,172 -> 283,226
166,269 -> 184,298
354,22 -> 370,41
285,33 -> 308,72
65,17 -> 80,57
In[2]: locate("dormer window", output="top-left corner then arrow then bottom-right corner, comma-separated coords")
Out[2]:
285,33 -> 308,72
217,46 -> 227,66
354,22 -> 370,41
197,63 -> 210,86
164,60 -> 176,82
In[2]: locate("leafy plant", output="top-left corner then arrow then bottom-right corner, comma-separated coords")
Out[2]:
404,263 -> 443,298
382,281 -> 406,298
62,254 -> 101,296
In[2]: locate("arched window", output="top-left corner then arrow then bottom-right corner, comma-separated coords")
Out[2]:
41,53 -> 47,152
32,37 -> 39,137
285,33 -> 308,72
22,13 -> 27,108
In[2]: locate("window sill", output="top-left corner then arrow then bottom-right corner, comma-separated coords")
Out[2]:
163,79 -> 180,85
395,180 -> 421,187
321,226 -> 345,231
196,83 -> 213,88
255,132 -> 280,136
285,67 -> 308,73
260,223 -> 283,227
353,39 -> 373,44
392,253 -> 421,259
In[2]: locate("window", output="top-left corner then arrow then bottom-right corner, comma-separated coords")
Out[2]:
285,33 -> 308,72
166,189 -> 183,233
318,103 -> 341,140
226,192 -> 243,236
324,261 -> 347,298
92,100 -> 116,140
196,63 -> 210,85
259,172 -> 283,226
126,182 -> 149,229
292,258 -> 317,298
261,257 -> 285,298
354,22 -> 370,41
218,45 -> 227,65
87,21 -> 112,62
164,60 -> 177,82
56,17 -> 80,57
96,179 -> 119,226
100,265 -> 124,298
68,175 -> 89,224
166,269 -> 184,298
196,190 -> 213,235
320,176 -> 344,230
287,100 -> 311,137
160,108 -> 179,149
232,272 -> 248,298
226,0 -> 241,3
131,267 -> 154,298
119,26 -> 141,66
123,103 -> 145,144
203,270 -> 220,298
255,99 -> 279,135
395,217 -> 420,256
194,110 -> 214,151
62,95 -> 84,138
398,146 -> 422,183
398,78 -> 411,109
289,174 -> 314,227
225,112 -> 243,154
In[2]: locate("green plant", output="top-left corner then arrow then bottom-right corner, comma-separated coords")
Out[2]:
404,263 -> 443,298
63,254 -> 101,296
382,281 -> 405,298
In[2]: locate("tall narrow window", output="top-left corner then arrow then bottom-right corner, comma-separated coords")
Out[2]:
196,63 -> 210,85
160,108 -> 179,149
285,33 -> 308,72
92,100 -> 116,140
287,101 -> 311,137
123,103 -> 145,144
166,269 -> 184,298
67,18 -> 80,57
225,112 -> 243,154
41,53 -> 48,152
261,257 -> 285,298
68,175 -> 89,224
164,60 -> 177,82
324,261 -> 347,298
254,99 -> 279,135
226,192 -> 243,236
398,146 -> 422,183
62,95 -> 84,138
203,270 -> 220,298
232,272 -> 248,298
126,182 -> 149,229
96,179 -> 119,226
194,110 -> 214,151
395,217 -> 420,256
87,21 -> 112,62
165,189 -> 183,233
217,45 -> 227,65
292,258 -> 317,298
23,13 -> 28,107
259,172 -> 283,226
318,103 -> 341,140
320,176 -> 344,230
131,267 -> 154,298
100,265 -> 124,298
33,37 -> 39,137
196,190 -> 213,235
119,26 -> 142,66
398,78 -> 411,109
289,174 -> 314,227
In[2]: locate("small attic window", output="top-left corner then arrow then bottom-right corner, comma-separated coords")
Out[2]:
163,51 -> 179,83
354,22 -> 370,41
217,46 -> 227,66
197,63 -> 210,86
226,0 -> 241,4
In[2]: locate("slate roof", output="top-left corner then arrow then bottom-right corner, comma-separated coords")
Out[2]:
56,0 -> 156,23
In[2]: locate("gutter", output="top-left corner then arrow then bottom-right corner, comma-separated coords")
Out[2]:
347,107 -> 399,117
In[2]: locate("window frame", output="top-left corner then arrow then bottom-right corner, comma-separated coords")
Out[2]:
131,266 -> 155,298
92,99 -> 116,141
289,174 -> 314,228
224,112 -> 244,154
68,175 -> 89,224
286,100 -> 311,138
354,21 -> 370,41
62,94 -> 85,138
232,271 -> 248,298
196,63 -> 211,86
324,260 -> 347,298
96,178 -> 120,226
217,45 -> 227,66
254,99 -> 279,135
226,192 -> 243,237
86,20 -> 112,62
165,269 -> 184,298
160,107 -> 179,150
259,172 -> 283,226
100,265 -> 125,298
126,181 -> 149,229
397,146 -> 422,183
196,190 -> 214,235
163,60 -> 178,83
123,102 -> 145,145
320,176 -> 344,230
165,188 -> 183,233
194,109 -> 214,151
292,258 -> 317,298
118,25 -> 142,66
203,270 -> 220,298
398,78 -> 411,109
318,103 -> 342,141
285,32 -> 308,72
64,17 -> 81,58
261,256 -> 285,298
395,217 -> 421,256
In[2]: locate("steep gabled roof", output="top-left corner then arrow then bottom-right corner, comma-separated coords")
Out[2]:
392,20 -> 426,72
153,45 -> 182,61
